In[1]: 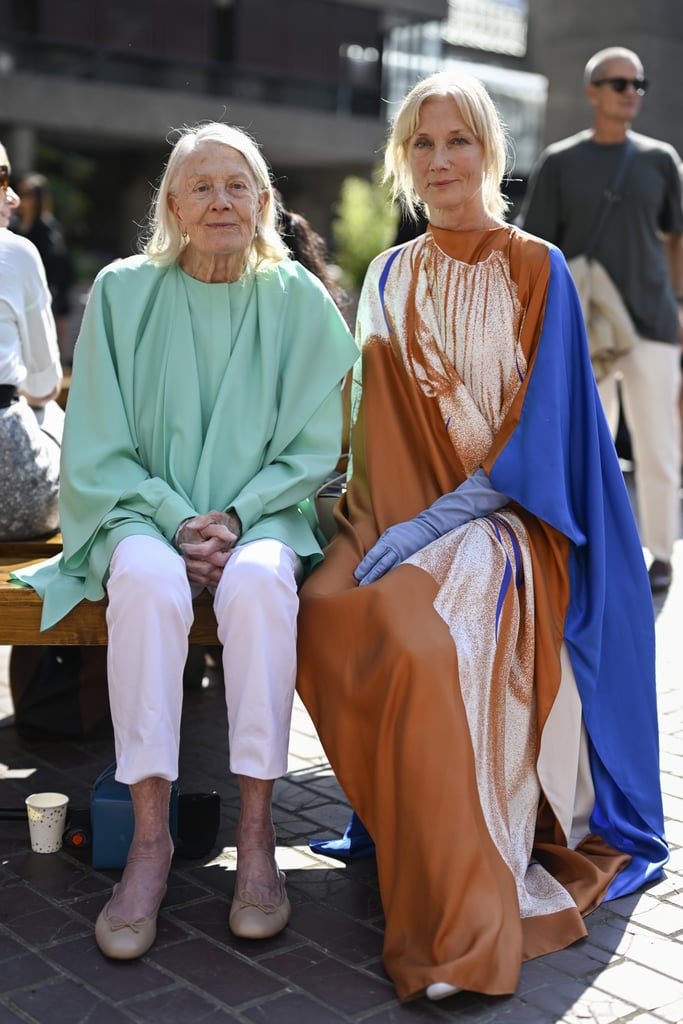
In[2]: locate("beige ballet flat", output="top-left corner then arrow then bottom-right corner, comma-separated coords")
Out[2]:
95,883 -> 166,960
426,982 -> 462,1001
229,869 -> 291,939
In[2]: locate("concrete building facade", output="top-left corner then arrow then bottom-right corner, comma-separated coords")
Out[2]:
0,0 -> 446,257
1,0 -> 682,264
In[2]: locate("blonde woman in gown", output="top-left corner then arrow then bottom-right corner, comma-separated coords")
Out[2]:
296,72 -> 666,1003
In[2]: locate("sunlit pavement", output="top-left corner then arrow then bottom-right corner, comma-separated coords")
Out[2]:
0,468 -> 681,1023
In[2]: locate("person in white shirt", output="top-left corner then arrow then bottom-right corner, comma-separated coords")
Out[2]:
0,140 -> 64,539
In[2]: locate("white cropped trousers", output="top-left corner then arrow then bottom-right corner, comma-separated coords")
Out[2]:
105,534 -> 302,785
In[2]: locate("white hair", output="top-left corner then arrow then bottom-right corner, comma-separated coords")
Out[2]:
141,121 -> 288,269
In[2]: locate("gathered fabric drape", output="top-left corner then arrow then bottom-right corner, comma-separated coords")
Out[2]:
297,225 -> 666,1000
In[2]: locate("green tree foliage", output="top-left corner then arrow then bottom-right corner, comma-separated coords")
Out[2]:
332,169 -> 399,290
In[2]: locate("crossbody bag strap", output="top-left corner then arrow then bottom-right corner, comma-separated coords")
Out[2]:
585,137 -> 635,260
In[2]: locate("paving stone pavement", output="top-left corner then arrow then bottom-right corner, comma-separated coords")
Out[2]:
0,471 -> 681,1024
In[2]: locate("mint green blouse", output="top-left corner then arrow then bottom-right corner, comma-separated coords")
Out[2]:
15,254 -> 357,630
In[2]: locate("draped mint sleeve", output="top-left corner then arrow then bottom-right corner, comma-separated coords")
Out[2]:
12,256 -> 358,630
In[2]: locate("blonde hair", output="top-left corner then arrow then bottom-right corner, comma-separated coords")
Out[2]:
142,121 -> 288,269
384,71 -> 511,221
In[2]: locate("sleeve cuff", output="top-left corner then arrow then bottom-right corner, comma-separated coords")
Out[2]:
23,363 -> 63,399
230,490 -> 264,535
156,492 -> 197,544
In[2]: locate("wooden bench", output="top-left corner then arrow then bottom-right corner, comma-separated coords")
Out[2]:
0,537 -> 219,646
0,533 -> 63,559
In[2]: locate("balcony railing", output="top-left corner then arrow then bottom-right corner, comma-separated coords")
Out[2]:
0,32 -> 382,117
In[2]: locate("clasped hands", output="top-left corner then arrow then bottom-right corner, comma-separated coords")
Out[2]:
175,509 -> 242,587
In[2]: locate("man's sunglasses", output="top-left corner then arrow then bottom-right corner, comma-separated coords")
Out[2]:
0,165 -> 9,190
592,77 -> 649,96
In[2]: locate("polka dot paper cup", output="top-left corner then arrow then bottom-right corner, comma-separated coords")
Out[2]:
25,792 -> 69,853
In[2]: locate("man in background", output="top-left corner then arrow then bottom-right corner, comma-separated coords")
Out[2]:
521,46 -> 683,593
11,172 -> 75,364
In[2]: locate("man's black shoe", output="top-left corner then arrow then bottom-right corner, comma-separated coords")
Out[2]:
648,559 -> 672,593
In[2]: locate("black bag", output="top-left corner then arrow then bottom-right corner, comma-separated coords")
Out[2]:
9,645 -> 110,739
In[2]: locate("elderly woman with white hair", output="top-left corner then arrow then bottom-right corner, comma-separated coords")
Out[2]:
18,121 -> 357,959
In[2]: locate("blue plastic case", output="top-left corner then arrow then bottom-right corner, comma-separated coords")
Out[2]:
90,763 -> 178,869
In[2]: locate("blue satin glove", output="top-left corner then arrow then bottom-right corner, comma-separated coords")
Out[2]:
354,468 -> 508,586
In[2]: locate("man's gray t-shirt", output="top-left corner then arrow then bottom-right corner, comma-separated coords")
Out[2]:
521,129 -> 683,343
